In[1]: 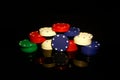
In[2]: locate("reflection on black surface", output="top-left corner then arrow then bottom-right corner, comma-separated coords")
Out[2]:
15,31 -> 106,79
42,49 -> 52,57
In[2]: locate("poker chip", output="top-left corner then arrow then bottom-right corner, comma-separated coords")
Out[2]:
66,40 -> 78,52
64,27 -> 80,37
74,32 -> 93,46
52,23 -> 70,32
19,39 -> 38,53
41,39 -> 53,50
81,41 -> 100,56
39,27 -> 56,37
19,39 -> 36,48
51,34 -> 69,52
29,31 -> 46,43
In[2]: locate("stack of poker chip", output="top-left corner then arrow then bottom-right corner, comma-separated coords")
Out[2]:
18,22 -> 100,69
73,32 -> 100,56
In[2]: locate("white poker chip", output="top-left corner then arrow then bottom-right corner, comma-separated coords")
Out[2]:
51,34 -> 69,52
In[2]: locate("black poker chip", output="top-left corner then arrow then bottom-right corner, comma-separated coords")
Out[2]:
51,34 -> 69,52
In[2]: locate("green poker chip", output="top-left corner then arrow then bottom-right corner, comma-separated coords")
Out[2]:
19,39 -> 38,53
19,39 -> 36,47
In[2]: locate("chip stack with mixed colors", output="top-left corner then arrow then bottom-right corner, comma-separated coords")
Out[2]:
18,22 -> 101,69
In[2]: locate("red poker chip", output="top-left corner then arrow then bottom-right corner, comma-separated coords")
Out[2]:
52,23 -> 70,32
29,31 -> 46,43
66,40 -> 78,52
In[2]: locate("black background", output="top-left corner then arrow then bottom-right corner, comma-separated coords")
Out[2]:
2,3 -> 117,79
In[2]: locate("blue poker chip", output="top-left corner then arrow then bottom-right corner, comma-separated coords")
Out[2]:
64,27 -> 80,37
81,41 -> 100,56
51,34 -> 69,52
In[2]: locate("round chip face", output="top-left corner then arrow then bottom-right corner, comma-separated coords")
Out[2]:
51,34 -> 69,52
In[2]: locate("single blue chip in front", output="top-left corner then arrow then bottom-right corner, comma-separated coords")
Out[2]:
51,34 -> 69,52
